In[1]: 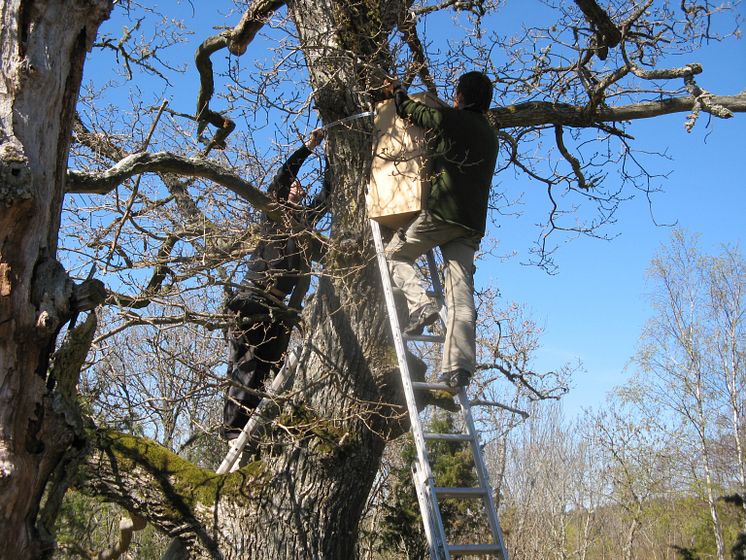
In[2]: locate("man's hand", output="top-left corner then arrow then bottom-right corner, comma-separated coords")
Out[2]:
382,77 -> 403,98
305,128 -> 325,150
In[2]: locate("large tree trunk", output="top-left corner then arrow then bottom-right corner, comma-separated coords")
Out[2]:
217,1 -> 408,555
77,1 -> 410,558
0,1 -> 111,557
225,1 -> 403,556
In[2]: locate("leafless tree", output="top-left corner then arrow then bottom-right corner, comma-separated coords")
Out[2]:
498,402 -> 603,560
591,403 -> 678,560
705,241 -> 746,532
2,1 -> 745,558
626,229 -> 745,560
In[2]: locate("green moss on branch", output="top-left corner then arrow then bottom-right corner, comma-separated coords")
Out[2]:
89,429 -> 266,510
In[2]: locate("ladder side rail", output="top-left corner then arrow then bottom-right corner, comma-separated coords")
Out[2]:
413,463 -> 447,560
370,219 -> 451,559
217,345 -> 301,474
459,389 -> 510,559
370,219 -> 434,460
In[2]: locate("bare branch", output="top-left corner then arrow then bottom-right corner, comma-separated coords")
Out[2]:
398,10 -> 437,95
574,0 -> 622,59
412,0 -> 487,18
66,151 -> 274,214
228,0 -> 286,56
73,114 -> 128,163
94,512 -> 147,560
489,93 -> 746,129
194,32 -> 234,153
105,100 -> 169,271
478,361 -> 567,401
683,74 -> 735,132
195,0 -> 286,152
626,61 -> 704,81
554,124 -> 592,190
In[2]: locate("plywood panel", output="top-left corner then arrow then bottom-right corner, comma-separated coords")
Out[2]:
367,93 -> 447,229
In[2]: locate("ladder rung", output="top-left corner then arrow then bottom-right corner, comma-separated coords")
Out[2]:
448,543 -> 502,556
411,382 -> 458,394
403,333 -> 445,343
423,432 -> 472,442
434,487 -> 486,498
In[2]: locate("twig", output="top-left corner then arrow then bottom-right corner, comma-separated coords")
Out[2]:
103,100 -> 169,272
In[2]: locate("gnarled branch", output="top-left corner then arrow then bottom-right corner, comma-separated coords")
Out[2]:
489,93 -> 746,129
66,150 -> 276,214
195,0 -> 286,152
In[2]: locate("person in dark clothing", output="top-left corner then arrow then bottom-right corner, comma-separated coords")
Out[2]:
222,129 -> 328,440
383,71 -> 499,390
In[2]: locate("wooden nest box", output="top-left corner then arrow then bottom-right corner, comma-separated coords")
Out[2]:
367,92 -> 447,230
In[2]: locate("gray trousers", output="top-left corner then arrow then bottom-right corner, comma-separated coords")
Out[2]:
385,211 -> 481,374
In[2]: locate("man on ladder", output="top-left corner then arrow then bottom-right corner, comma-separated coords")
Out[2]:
373,71 -> 508,559
382,71 -> 499,391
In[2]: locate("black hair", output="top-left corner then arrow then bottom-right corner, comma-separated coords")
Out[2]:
456,71 -> 493,112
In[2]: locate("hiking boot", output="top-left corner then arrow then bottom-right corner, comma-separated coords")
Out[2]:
436,368 -> 472,389
404,303 -> 440,336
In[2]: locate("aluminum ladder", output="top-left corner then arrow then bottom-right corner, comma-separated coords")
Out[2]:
371,219 -> 509,560
218,345 -> 301,474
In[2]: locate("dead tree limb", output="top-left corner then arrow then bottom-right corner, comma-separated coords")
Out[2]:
195,0 -> 286,152
574,0 -> 622,59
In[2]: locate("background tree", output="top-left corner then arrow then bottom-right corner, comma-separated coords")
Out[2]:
1,1 -> 745,559
624,230 -> 745,560
499,402 -> 603,560
591,404 -> 677,560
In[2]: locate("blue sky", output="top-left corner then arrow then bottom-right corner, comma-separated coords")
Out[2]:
491,109 -> 746,417
81,2 -> 746,418
489,36 -> 746,417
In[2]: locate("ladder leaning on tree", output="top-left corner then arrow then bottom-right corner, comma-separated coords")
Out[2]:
370,218 -> 510,560
218,345 -> 302,474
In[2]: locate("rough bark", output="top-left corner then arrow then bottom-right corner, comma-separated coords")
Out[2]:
72,1 -> 409,558
0,1 -> 112,558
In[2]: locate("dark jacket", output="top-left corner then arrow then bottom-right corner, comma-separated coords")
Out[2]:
394,91 -> 498,236
229,145 -> 330,310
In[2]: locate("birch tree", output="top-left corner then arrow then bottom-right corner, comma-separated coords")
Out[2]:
628,230 -> 745,560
